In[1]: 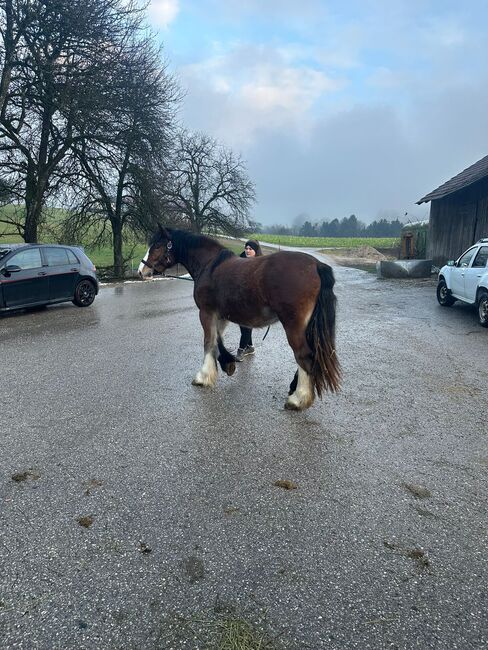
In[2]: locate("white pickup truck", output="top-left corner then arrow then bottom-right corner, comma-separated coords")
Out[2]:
436,238 -> 488,327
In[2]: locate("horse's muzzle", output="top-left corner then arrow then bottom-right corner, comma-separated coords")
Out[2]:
138,258 -> 154,280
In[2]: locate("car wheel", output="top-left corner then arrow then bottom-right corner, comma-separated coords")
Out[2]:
478,291 -> 488,327
73,279 -> 96,307
436,279 -> 455,306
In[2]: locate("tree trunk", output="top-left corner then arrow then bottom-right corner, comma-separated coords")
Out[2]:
23,98 -> 54,242
24,165 -> 46,243
24,205 -> 39,243
112,219 -> 124,278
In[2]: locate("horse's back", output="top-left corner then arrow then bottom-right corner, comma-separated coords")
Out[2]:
258,251 -> 326,297
213,251 -> 329,296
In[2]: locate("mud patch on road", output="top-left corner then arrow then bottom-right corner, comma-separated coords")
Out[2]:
402,483 -> 431,499
77,515 -> 95,528
138,542 -> 152,554
273,480 -> 298,490
443,384 -> 481,397
11,470 -> 40,482
84,478 -> 103,495
182,556 -> 205,583
384,541 -> 431,571
411,504 -> 438,519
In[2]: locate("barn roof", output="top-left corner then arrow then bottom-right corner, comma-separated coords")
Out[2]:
417,154 -> 488,204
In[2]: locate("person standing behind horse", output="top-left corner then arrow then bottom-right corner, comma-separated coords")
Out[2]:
236,239 -> 263,361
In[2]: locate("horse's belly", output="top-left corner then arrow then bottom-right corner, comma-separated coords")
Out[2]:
223,306 -> 278,328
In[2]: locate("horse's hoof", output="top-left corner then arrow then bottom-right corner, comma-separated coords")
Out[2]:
284,400 -> 302,411
192,374 -> 215,387
225,362 -> 236,376
285,394 -> 312,411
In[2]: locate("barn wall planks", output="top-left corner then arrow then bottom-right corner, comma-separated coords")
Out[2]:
428,176 -> 488,265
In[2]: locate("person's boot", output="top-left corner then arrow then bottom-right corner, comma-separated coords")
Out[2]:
235,347 -> 245,361
236,345 -> 255,361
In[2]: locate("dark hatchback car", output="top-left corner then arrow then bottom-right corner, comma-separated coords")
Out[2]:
0,243 -> 99,313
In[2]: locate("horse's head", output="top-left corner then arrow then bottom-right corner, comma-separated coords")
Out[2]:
138,225 -> 175,279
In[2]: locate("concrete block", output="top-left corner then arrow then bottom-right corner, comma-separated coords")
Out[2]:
376,259 -> 433,279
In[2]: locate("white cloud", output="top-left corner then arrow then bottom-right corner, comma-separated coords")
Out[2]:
178,44 -> 346,148
148,0 -> 180,28
241,66 -> 341,112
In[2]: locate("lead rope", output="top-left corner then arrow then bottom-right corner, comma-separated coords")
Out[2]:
163,262 -> 194,281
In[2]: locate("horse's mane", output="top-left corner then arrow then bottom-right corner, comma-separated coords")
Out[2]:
209,248 -> 235,273
151,228 -> 226,262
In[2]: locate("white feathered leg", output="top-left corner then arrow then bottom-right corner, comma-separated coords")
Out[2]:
192,351 -> 218,387
285,367 -> 315,410
192,311 -> 218,387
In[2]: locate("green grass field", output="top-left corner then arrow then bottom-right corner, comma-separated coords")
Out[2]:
250,234 -> 400,248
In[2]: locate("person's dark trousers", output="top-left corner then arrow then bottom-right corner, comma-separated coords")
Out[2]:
239,326 -> 253,349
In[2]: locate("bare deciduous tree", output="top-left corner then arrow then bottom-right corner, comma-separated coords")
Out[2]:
64,36 -> 179,276
0,0 -> 144,242
161,130 -> 256,236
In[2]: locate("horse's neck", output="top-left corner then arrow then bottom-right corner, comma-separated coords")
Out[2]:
177,242 -> 222,280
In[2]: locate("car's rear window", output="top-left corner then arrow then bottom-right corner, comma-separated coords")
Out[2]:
66,249 -> 79,264
72,247 -> 93,265
473,246 -> 488,268
45,247 -> 70,266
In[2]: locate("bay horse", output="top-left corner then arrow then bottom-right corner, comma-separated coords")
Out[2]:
139,226 -> 341,410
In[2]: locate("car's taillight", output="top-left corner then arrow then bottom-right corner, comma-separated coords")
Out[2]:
92,265 -> 96,271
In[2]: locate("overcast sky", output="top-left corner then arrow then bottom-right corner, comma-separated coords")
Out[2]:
147,0 -> 488,226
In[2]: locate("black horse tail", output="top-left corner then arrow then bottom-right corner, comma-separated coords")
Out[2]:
306,263 -> 342,397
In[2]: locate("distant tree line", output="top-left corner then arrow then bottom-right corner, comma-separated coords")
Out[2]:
0,0 -> 255,276
260,214 -> 404,238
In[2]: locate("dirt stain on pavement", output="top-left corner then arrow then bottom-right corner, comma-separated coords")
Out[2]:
11,470 -> 40,482
384,541 -> 431,571
402,482 -> 431,499
183,556 -> 205,583
411,505 -> 438,519
84,478 -> 103,495
273,480 -> 298,490
443,384 -> 481,397
139,542 -> 152,554
77,515 -> 95,528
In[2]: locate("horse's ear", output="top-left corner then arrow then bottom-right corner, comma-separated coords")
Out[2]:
157,223 -> 171,241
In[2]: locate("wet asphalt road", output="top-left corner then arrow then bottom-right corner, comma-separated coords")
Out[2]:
0,261 -> 487,649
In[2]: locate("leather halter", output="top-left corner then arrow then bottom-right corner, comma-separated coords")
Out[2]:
141,240 -> 173,271
140,258 -> 155,270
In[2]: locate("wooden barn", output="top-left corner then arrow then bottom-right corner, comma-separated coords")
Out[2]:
417,154 -> 488,266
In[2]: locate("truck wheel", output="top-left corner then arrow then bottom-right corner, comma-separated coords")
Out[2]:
436,279 -> 455,306
478,291 -> 488,327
